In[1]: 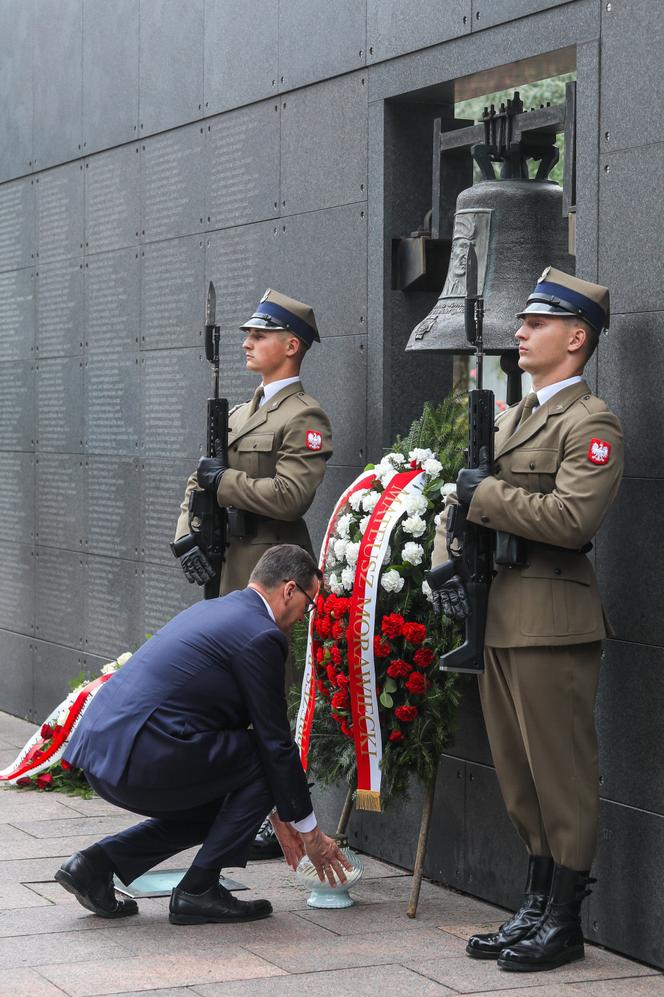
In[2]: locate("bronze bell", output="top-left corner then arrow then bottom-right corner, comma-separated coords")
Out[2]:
407,177 -> 573,355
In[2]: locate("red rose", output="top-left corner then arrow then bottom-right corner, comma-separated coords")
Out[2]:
337,673 -> 350,688
340,721 -> 353,739
381,613 -> 405,638
405,672 -> 428,695
36,773 -> 53,790
389,730 -> 405,744
60,760 -> 72,771
403,622 -> 427,645
373,636 -> 392,658
386,658 -> 412,679
16,777 -> 32,787
331,620 -> 345,641
315,615 -> 332,638
329,645 -> 342,665
413,647 -> 435,669
331,689 -> 350,709
40,723 -> 54,740
395,705 -> 418,723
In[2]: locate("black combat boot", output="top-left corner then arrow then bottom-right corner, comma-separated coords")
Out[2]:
497,864 -> 595,972
466,855 -> 554,959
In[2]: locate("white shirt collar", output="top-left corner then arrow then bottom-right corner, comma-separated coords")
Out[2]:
252,588 -> 276,622
534,375 -> 583,409
259,376 -> 301,407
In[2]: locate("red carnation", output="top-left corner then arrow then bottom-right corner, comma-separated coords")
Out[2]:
405,672 -> 428,695
334,597 -> 351,617
315,646 -> 326,665
331,620 -> 345,641
331,689 -> 350,709
315,615 -> 332,638
373,636 -> 392,658
413,647 -> 435,669
337,673 -> 350,688
36,773 -> 53,790
316,680 -> 330,698
329,645 -> 342,665
326,663 -> 338,684
40,723 -> 54,740
389,730 -> 405,744
387,658 -> 412,679
381,613 -> 405,638
403,622 -> 427,645
324,593 -> 337,612
395,705 -> 418,723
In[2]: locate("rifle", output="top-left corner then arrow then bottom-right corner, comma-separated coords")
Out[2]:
171,282 -> 228,599
425,246 -> 495,673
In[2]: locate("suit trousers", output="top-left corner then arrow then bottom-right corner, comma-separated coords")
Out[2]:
480,642 -> 601,871
86,752 -> 273,886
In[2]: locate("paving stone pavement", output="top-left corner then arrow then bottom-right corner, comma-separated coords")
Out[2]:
0,710 -> 662,997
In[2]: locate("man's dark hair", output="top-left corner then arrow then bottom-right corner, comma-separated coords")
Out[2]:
564,315 -> 599,363
250,544 -> 322,591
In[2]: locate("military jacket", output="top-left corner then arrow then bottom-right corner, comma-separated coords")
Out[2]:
434,380 -> 623,647
176,380 -> 332,594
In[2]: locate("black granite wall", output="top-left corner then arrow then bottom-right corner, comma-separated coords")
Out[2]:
1,0 -> 661,968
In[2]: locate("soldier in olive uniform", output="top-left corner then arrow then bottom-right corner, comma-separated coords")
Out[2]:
432,269 -> 623,972
174,289 -> 332,858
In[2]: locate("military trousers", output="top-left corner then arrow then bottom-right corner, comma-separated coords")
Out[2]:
480,642 -> 602,872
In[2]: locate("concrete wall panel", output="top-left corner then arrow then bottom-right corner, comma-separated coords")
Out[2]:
367,0 -> 470,63
278,0 -> 366,91
36,163 -> 85,265
204,0 -> 278,114
0,0 -> 33,182
35,548 -> 85,648
33,0 -> 82,170
36,260 -> 84,359
0,453 -> 35,544
84,248 -> 140,356
142,124 -> 206,243
85,146 -> 141,255
0,269 -> 35,362
0,544 -> 34,636
141,237 -> 205,351
82,0 -> 139,154
84,353 -> 141,455
0,362 -> 35,452
139,0 -> 204,135
86,456 -> 142,560
36,358 -> 84,454
0,178 -> 35,273
0,631 -> 33,720
35,454 -> 86,551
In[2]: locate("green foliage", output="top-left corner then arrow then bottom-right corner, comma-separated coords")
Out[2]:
15,765 -> 95,799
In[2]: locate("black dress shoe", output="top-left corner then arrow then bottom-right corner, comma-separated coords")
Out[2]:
55,851 -> 138,919
466,855 -> 553,959
248,818 -> 283,860
169,882 -> 273,925
498,864 -> 593,972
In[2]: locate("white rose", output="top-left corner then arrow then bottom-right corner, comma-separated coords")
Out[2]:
408,447 -> 434,465
333,537 -> 348,560
336,513 -> 352,539
423,458 -> 443,477
328,572 -> 344,595
361,490 -> 380,513
348,489 -> 367,512
422,579 -> 434,603
380,569 -> 405,593
402,514 -> 426,537
359,515 -> 371,534
402,542 -> 424,566
403,492 -> 428,516
345,541 -> 361,567
341,565 -> 356,590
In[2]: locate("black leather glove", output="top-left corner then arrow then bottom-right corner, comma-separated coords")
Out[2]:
197,456 -> 228,493
432,575 -> 471,621
456,445 -> 492,507
180,545 -> 216,586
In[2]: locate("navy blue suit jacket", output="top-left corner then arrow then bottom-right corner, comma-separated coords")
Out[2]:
65,588 -> 312,823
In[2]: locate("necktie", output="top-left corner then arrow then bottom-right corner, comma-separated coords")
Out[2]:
517,391 -> 539,429
247,385 -> 264,415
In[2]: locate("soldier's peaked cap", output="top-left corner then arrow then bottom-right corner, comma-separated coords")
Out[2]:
240,289 -> 320,346
517,267 -> 610,333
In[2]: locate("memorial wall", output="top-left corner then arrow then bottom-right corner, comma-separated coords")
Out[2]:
0,0 -> 662,967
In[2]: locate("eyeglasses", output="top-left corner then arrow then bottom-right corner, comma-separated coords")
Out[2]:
285,579 -> 316,614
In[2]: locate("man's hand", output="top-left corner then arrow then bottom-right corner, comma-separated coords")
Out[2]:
432,575 -> 471,621
179,545 -> 216,585
456,445 -> 492,507
268,813 -> 305,871
196,456 -> 228,493
300,827 -> 353,887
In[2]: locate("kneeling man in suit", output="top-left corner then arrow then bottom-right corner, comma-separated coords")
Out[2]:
56,544 -> 350,925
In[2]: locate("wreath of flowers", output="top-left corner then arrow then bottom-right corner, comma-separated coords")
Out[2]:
304,394 -> 467,804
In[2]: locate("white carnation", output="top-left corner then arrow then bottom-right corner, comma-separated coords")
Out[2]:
402,514 -> 426,537
341,565 -> 356,590
101,662 -> 117,675
380,569 -> 405,594
384,452 -> 406,467
361,490 -> 380,513
328,572 -> 344,595
402,542 -> 424,566
333,537 -> 348,560
116,652 -> 132,667
409,447 -> 434,465
403,492 -> 428,516
335,513 -> 352,539
348,489 -> 367,512
382,544 -> 392,565
345,541 -> 361,567
422,579 -> 434,603
359,515 -> 371,534
423,458 -> 443,477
